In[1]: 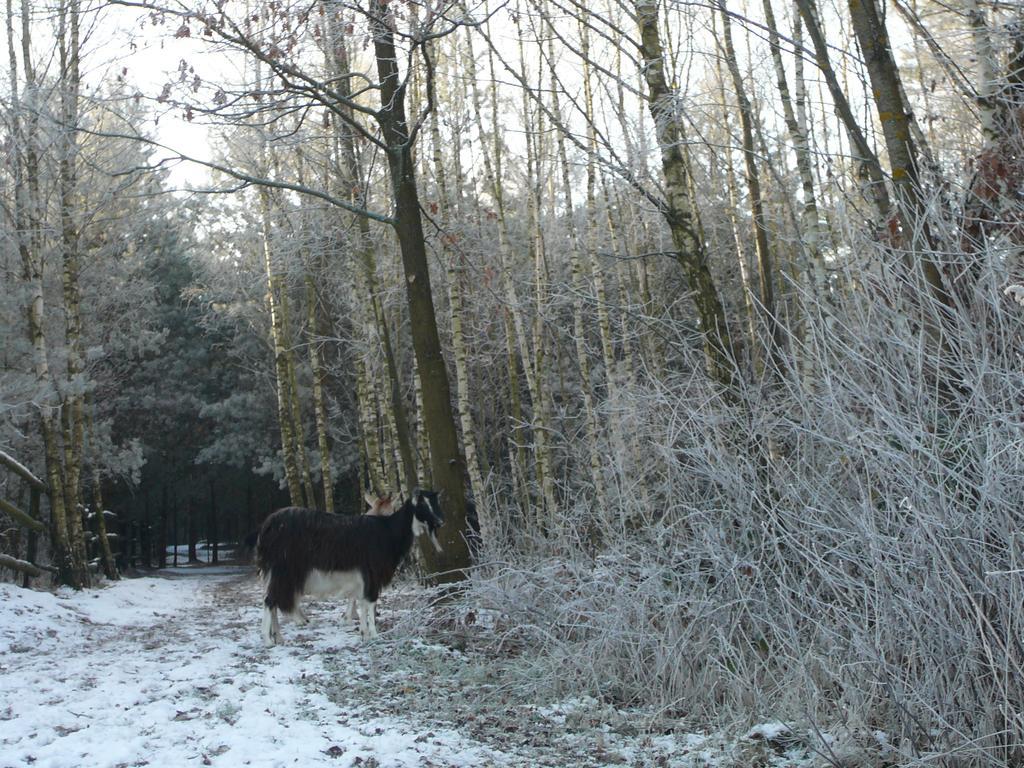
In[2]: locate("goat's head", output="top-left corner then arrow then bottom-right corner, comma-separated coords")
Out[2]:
409,488 -> 444,552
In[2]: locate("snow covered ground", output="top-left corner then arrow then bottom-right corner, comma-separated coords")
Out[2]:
0,571 -> 826,767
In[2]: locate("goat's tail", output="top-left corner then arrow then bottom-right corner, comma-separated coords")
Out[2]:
256,516 -> 300,613
263,562 -> 298,613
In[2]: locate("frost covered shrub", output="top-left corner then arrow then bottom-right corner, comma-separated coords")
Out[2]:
429,233 -> 1024,765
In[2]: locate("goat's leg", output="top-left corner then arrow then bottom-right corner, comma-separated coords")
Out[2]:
262,605 -> 282,646
261,572 -> 285,645
356,598 -> 377,641
271,609 -> 282,643
366,599 -> 378,639
293,604 -> 309,625
356,598 -> 378,641
356,598 -> 369,640
346,597 -> 359,624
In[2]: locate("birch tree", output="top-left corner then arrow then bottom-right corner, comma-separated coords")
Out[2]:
633,0 -> 735,388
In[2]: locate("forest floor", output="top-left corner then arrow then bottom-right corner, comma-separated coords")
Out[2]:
0,568 -> 823,768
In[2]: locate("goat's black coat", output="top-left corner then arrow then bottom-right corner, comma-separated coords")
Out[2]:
256,493 -> 442,614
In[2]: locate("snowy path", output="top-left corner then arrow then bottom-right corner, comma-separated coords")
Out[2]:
0,570 -> 504,768
0,572 -> 823,768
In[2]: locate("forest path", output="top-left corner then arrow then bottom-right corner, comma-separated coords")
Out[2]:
1,570 -> 753,768
0,570 -> 507,768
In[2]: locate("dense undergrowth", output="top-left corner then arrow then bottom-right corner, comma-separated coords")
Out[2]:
399,230 -> 1024,767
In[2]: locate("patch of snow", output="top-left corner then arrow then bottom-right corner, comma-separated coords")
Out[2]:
745,721 -> 793,742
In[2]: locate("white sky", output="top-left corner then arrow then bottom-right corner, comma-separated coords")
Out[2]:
82,2 -> 228,189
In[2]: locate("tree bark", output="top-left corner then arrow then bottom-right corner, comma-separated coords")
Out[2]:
279,288 -> 316,507
0,554 -> 50,578
187,492 -> 199,564
550,18 -> 606,503
0,497 -> 44,532
514,14 -> 558,522
762,0 -> 827,305
579,20 -> 619,409
715,69 -> 759,370
468,25 -> 529,498
159,485 -> 168,569
208,477 -> 218,564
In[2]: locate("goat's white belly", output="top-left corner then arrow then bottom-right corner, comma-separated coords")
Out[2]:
303,568 -> 363,599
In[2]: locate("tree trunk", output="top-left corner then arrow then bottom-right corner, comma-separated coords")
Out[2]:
715,70 -> 759,370
279,287 -> 315,507
0,554 -> 48,578
261,189 -> 305,506
598,173 -> 652,507
468,25 -> 529,498
370,0 -> 470,579
25,490 -> 39,587
794,0 -> 891,219
172,493 -> 178,567
763,0 -> 827,301
328,22 -> 418,498
550,19 -> 606,503
57,0 -> 88,581
429,71 -> 489,541
845,0 -> 950,307
634,0 -> 736,389
412,370 -> 432,488
159,484 -> 168,569
514,18 -> 558,522
141,492 -> 151,569
717,0 -> 784,375
187,493 -> 199,564
305,277 -> 334,513
579,20 -> 619,409
85,396 -> 117,579
208,477 -> 218,564
355,356 -> 386,495
7,0 -> 85,589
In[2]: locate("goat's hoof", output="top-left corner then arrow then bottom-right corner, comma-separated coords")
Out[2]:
263,631 -> 283,646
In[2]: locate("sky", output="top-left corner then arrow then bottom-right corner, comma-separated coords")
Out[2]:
82,1 -> 227,189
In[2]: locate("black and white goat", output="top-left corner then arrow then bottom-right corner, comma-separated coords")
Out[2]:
256,489 -> 444,645
283,492 -> 398,627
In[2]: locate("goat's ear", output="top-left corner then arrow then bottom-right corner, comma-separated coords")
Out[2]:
363,491 -> 376,507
